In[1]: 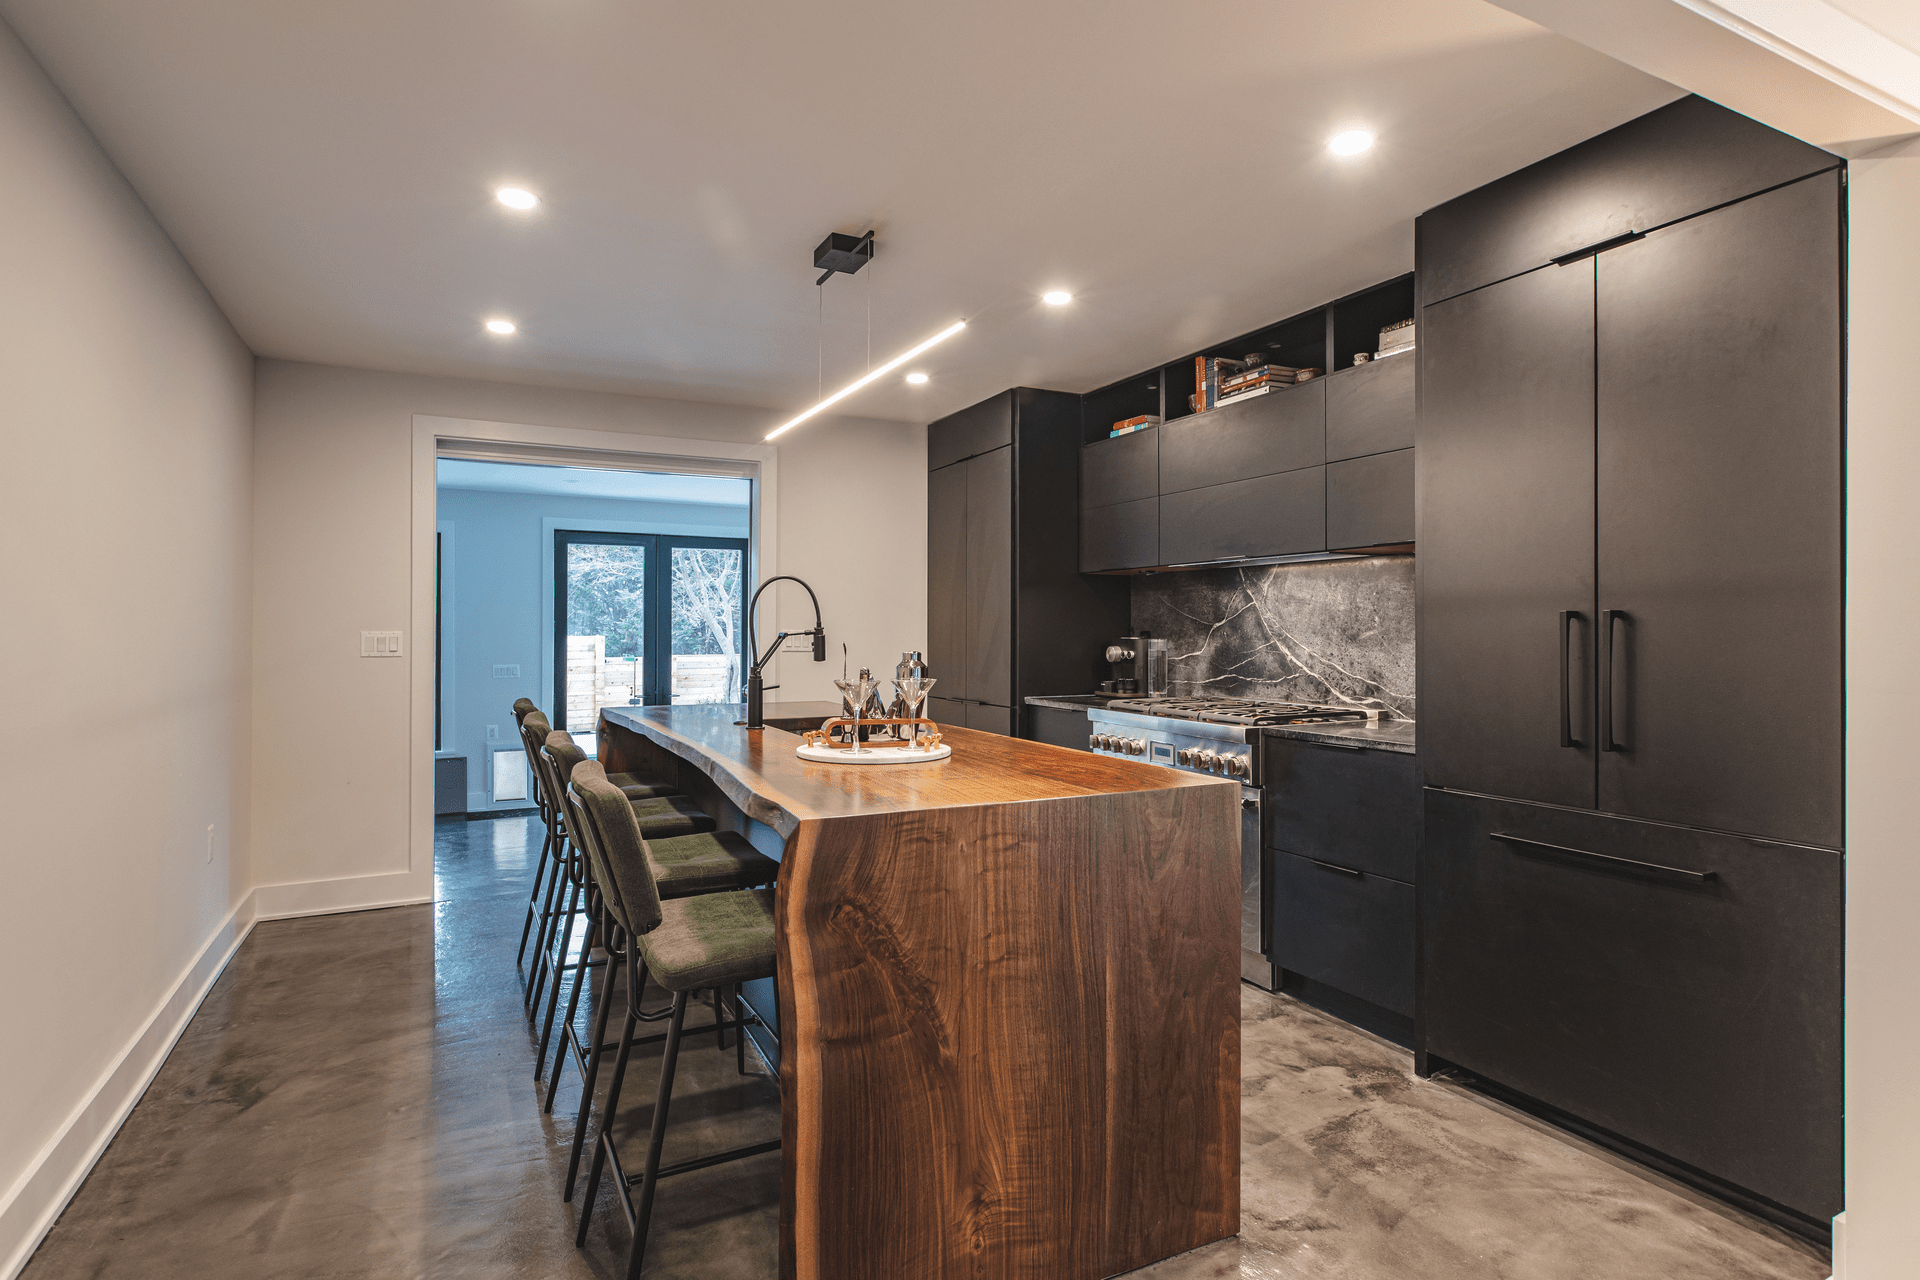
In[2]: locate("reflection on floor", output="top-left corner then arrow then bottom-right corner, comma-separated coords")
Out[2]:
21,815 -> 1828,1279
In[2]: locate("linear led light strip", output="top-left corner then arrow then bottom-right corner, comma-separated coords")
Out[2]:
765,320 -> 967,440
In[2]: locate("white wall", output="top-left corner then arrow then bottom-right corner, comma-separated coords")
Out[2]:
1840,136 -> 1920,1280
435,484 -> 750,810
0,17 -> 254,1277
252,359 -> 926,910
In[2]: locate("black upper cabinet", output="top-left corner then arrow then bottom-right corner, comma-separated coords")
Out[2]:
1418,95 -> 1837,306
1159,380 -> 1324,494
1593,173 -> 1842,849
1325,352 -> 1414,462
928,389 -> 1014,470
1419,262 -> 1598,810
1080,428 -> 1158,508
1328,449 -> 1414,550
1080,497 -> 1158,573
927,389 -> 1131,730
1159,466 -> 1325,566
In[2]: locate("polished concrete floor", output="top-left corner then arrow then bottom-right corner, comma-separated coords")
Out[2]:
22,815 -> 1830,1279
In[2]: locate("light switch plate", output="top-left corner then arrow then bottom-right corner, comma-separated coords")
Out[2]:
492,664 -> 521,679
486,724 -> 500,742
361,630 -> 404,657
778,635 -> 815,654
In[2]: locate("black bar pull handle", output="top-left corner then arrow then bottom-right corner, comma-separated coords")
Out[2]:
1559,611 -> 1580,748
1492,832 -> 1713,882
1600,610 -> 1627,752
1305,857 -> 1364,878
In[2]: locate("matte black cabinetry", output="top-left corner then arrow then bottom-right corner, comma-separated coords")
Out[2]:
1159,380 -> 1323,494
1159,467 -> 1325,565
1327,449 -> 1414,549
1265,737 -> 1420,1019
1325,351 -> 1414,461
1026,704 -> 1091,752
1414,96 -> 1843,1230
1421,788 -> 1842,1221
928,389 -> 1130,734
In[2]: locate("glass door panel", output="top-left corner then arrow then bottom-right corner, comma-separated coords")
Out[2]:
669,544 -> 745,704
557,534 -> 648,732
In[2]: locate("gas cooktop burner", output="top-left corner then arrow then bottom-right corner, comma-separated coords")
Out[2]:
1105,696 -> 1386,726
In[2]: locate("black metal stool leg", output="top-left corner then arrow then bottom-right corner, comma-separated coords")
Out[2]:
734,985 -> 747,1076
712,987 -> 725,1051
567,940 -> 640,1201
535,877 -> 584,1077
544,897 -> 600,1109
516,821 -> 556,965
576,970 -> 641,1248
525,842 -> 568,1011
625,990 -> 690,1280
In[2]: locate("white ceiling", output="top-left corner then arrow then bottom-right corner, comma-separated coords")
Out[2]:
436,459 -> 750,505
0,0 -> 1679,427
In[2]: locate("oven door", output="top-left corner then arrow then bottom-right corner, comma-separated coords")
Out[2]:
1241,785 -> 1276,989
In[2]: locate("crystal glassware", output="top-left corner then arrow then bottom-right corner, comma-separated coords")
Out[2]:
894,676 -> 937,746
834,672 -> 878,753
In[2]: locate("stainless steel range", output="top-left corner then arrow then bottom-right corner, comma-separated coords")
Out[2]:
1085,696 -> 1387,990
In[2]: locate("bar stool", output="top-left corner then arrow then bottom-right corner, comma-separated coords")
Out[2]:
569,763 -> 779,1278
528,731 -> 715,1071
542,769 -> 778,1115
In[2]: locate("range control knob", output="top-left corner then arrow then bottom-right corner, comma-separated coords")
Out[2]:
1195,749 -> 1217,771
1227,755 -> 1251,778
1129,738 -> 1146,756
1175,748 -> 1192,766
1088,734 -> 1100,751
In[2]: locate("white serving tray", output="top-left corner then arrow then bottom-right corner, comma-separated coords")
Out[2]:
795,742 -> 952,765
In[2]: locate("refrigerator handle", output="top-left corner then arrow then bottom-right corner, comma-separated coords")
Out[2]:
1600,610 -> 1627,753
1559,610 -> 1580,748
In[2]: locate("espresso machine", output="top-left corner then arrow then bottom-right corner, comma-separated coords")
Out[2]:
1102,631 -> 1169,697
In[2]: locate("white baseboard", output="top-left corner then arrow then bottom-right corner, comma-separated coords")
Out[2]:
0,891 -> 260,1280
1828,1210 -> 1845,1280
252,868 -> 432,921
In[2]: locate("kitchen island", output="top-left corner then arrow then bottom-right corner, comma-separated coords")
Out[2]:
597,702 -> 1242,1280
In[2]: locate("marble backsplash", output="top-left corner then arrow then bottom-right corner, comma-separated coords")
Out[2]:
1130,556 -> 1415,720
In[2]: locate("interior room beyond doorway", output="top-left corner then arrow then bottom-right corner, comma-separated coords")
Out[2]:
434,458 -> 752,817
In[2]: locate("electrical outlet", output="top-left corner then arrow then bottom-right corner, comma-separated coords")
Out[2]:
361,630 -> 404,657
492,664 -> 521,679
778,634 -> 815,655
486,724 -> 500,742
206,824 -> 215,864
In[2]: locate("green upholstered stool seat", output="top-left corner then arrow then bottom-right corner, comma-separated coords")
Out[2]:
636,887 -> 777,994
628,795 -> 717,839
606,770 -> 678,801
647,830 -> 779,899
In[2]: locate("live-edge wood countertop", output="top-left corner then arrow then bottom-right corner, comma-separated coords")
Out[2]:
597,701 -> 1233,840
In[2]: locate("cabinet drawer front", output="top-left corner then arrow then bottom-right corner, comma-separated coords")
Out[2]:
1080,429 -> 1158,508
1264,737 -> 1419,881
1420,788 -> 1842,1220
1325,353 -> 1414,461
1079,496 -> 1157,572
928,390 -> 1013,470
928,696 -> 967,728
1272,853 -> 1413,1016
1159,380 -> 1324,495
1159,467 -> 1325,566
1327,448 -> 1414,550
965,701 -> 1014,736
1417,96 -> 1835,305
1027,705 -> 1092,751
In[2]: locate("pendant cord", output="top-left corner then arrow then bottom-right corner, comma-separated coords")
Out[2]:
816,284 -> 823,402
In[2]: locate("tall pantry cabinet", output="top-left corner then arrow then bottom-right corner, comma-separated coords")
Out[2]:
1415,96 -> 1844,1230
926,389 -> 1130,734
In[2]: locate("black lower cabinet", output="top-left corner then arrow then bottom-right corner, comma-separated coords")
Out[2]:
928,696 -> 965,727
1419,787 -> 1842,1223
965,701 -> 1014,736
1027,704 -> 1091,751
1272,853 -> 1414,1017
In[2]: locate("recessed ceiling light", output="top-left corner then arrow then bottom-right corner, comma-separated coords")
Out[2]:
1328,130 -> 1375,156
905,372 -> 930,385
485,318 -> 517,335
1042,290 -> 1073,306
495,187 -> 539,210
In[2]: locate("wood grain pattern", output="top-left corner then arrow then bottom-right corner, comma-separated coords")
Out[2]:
601,704 -> 1241,1280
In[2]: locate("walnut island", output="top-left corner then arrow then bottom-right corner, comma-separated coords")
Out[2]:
595,701 -> 1242,1280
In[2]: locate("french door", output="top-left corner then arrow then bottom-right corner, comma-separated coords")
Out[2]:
553,530 -> 749,731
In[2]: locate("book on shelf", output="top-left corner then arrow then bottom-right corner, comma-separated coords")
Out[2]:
1378,319 -> 1415,347
1194,355 -> 1249,412
1109,414 -> 1162,437
1219,366 -> 1297,392
1376,341 -> 1415,358
1293,367 -> 1322,382
1216,385 -> 1274,407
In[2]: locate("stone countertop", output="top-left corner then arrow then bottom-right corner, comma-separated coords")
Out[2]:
1263,719 -> 1416,754
1024,694 -> 1123,712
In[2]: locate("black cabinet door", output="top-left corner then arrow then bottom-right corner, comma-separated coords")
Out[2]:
1327,448 -> 1414,549
927,461 -> 969,701
965,700 -> 1014,737
1420,789 -> 1842,1221
1080,429 -> 1158,507
1325,353 -> 1414,461
928,696 -> 966,728
928,389 -> 1013,470
1159,466 -> 1325,565
1272,853 -> 1414,1017
1079,496 -> 1157,572
1027,705 -> 1091,751
1159,380 -> 1324,495
1418,263 -> 1596,808
1264,737 -> 1420,882
964,447 -> 1013,706
1417,96 -> 1836,306
1594,173 -> 1843,850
